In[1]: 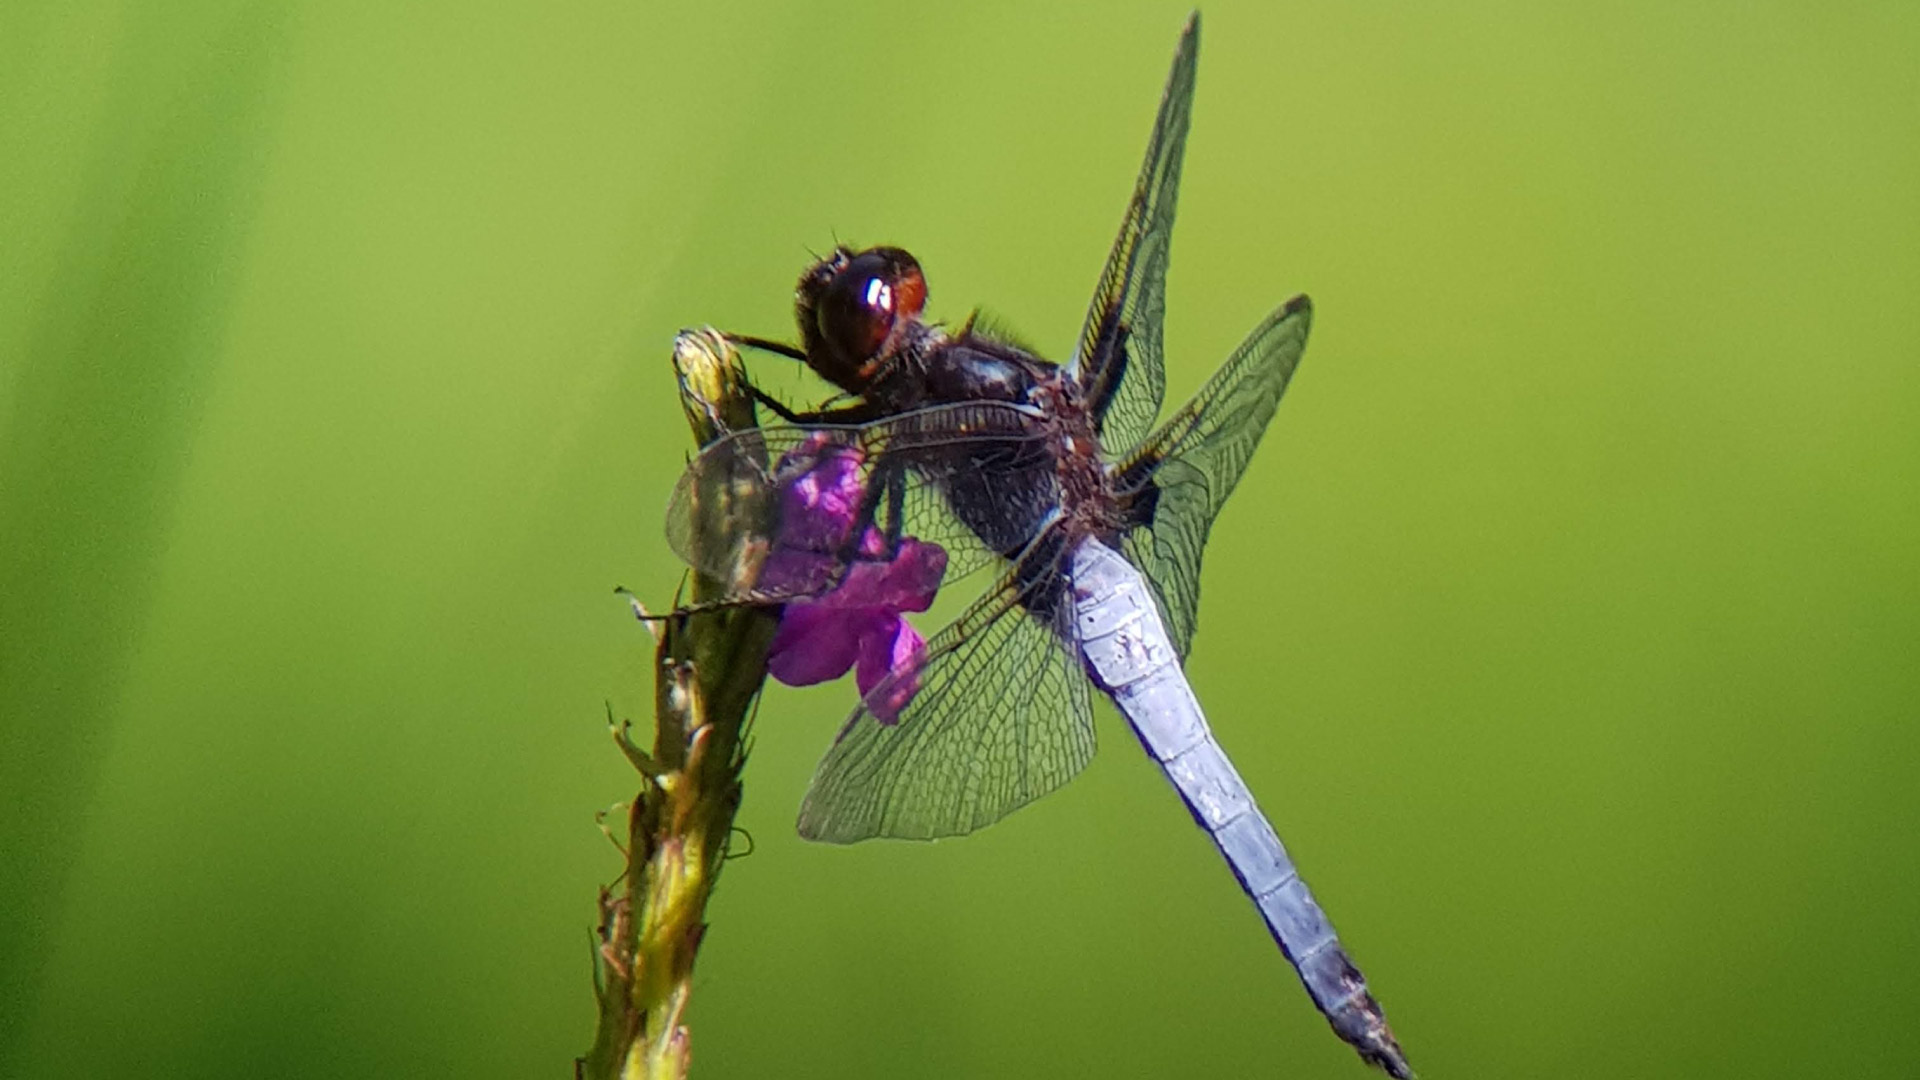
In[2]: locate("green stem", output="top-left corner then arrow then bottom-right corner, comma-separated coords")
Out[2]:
580,330 -> 778,1080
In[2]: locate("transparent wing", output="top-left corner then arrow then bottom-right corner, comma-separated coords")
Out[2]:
1117,295 -> 1312,657
1068,13 -> 1199,456
663,401 -> 1056,601
796,534 -> 1097,843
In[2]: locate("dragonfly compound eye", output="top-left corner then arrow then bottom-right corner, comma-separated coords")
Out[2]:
808,247 -> 926,388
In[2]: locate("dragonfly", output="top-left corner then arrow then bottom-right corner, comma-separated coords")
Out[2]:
665,14 -> 1409,1077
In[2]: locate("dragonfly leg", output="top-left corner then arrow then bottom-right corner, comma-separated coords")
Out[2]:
747,385 -> 806,423
721,332 -> 808,362
648,589 -> 811,618
735,374 -> 891,428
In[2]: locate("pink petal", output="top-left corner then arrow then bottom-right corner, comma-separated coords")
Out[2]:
855,616 -> 928,724
878,539 -> 947,613
760,437 -> 944,720
777,446 -> 866,549
757,547 -> 841,597
766,604 -> 862,686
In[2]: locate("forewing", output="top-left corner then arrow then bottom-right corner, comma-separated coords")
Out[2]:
796,540 -> 1097,843
1118,296 -> 1312,657
1069,14 -> 1200,456
662,401 -> 1050,601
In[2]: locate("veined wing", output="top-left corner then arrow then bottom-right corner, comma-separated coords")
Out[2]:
1067,12 -> 1199,456
796,531 -> 1096,842
1116,295 -> 1312,657
663,400 -> 1056,601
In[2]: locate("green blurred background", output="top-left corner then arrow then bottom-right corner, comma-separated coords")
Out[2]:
3,1 -> 1916,1077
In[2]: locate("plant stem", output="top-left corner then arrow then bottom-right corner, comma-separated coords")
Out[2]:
580,329 -> 778,1080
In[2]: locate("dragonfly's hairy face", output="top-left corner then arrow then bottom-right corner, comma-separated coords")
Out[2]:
795,245 -> 928,395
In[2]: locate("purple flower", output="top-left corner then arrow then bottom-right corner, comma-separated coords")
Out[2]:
761,437 -> 946,723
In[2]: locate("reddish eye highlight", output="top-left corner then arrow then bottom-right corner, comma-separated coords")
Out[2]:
892,263 -> 927,320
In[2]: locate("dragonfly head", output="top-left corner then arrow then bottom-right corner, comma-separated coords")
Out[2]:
795,246 -> 928,394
